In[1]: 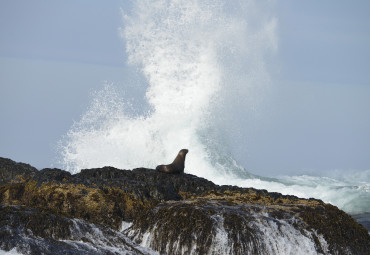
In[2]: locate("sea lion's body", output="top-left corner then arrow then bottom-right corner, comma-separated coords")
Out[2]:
156,149 -> 188,174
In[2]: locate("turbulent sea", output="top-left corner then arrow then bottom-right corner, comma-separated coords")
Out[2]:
58,0 -> 369,228
55,0 -> 369,243
2,1 -> 369,254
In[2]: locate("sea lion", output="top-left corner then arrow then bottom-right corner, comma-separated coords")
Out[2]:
156,149 -> 188,174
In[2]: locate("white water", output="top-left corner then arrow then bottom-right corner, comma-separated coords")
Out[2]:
59,0 -> 369,216
0,249 -> 23,255
127,211 -> 331,254
249,213 -> 330,255
212,171 -> 370,214
63,218 -> 158,255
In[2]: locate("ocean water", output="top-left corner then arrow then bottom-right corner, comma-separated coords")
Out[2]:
58,0 -> 369,226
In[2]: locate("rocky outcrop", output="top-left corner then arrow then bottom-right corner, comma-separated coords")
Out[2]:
127,196 -> 369,254
0,157 -> 37,185
0,205 -> 156,255
1,157 -> 369,254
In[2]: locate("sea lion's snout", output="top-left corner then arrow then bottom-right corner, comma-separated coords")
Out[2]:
180,149 -> 188,155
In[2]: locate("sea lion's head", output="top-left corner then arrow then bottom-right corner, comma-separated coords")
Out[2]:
179,149 -> 189,157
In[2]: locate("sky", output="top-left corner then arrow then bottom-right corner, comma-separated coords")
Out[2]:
0,0 -> 369,176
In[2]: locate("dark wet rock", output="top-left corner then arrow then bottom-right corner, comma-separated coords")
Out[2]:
33,168 -> 73,185
299,204 -> 370,255
0,157 -> 369,254
0,205 -> 156,255
0,157 -> 38,185
126,197 -> 370,255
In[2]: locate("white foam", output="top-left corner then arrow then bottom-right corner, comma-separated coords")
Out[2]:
0,249 -> 23,255
251,214 -> 327,255
120,221 -> 133,232
212,172 -> 370,214
207,214 -> 232,254
64,218 -> 159,255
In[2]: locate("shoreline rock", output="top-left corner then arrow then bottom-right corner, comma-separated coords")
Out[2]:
0,205 -> 156,255
1,157 -> 369,254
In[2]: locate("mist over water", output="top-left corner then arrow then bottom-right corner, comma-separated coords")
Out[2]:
59,0 -> 369,215
60,0 -> 275,178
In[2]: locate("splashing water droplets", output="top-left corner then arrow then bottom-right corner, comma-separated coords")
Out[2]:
60,0 -> 264,177
125,1 -> 223,118
58,0 -> 370,216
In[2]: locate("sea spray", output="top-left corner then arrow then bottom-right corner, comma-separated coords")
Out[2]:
59,0 -> 276,179
213,172 -> 370,214
58,0 -> 370,216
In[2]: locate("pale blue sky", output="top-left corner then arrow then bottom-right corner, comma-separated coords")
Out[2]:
0,0 -> 369,176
